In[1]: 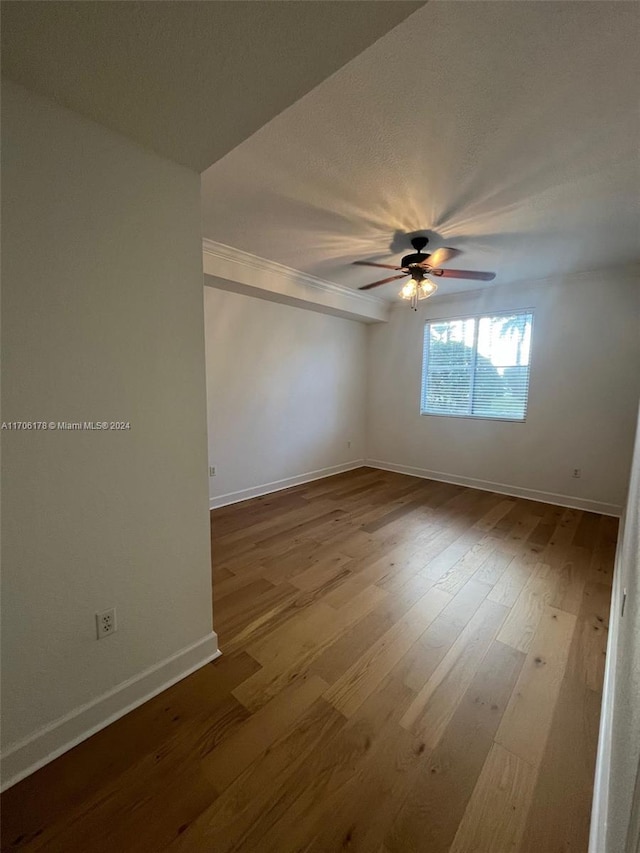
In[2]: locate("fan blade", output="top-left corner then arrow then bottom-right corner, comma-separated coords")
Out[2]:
353,260 -> 402,271
417,247 -> 460,268
430,268 -> 496,281
358,274 -> 408,290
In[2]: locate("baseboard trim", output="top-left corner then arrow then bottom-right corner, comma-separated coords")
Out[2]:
365,459 -> 622,517
0,632 -> 220,792
209,460 -> 366,509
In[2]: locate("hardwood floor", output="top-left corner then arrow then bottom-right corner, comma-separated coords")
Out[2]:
1,467 -> 616,852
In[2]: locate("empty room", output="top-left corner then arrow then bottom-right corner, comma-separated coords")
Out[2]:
1,2 -> 639,852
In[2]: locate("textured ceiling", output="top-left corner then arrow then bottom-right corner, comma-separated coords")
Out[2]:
201,1 -> 640,300
0,1 -> 422,172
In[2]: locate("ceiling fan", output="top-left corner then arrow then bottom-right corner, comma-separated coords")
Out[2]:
353,236 -> 496,309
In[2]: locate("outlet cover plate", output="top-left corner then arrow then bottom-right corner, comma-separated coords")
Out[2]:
96,608 -> 117,639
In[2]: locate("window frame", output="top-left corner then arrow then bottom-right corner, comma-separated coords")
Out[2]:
420,308 -> 535,423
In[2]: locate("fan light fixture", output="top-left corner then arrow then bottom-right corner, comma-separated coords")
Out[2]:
352,234 -> 496,307
400,275 -> 437,310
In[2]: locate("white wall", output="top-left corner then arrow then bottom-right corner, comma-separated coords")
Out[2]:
591,402 -> 640,853
204,285 -> 366,506
1,82 -> 216,786
367,269 -> 640,515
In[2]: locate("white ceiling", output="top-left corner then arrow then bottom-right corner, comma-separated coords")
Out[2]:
201,1 -> 640,300
0,1 -> 421,172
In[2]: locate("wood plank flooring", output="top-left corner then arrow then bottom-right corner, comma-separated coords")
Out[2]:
0,467 -> 616,852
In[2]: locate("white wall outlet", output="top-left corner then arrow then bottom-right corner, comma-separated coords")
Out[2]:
209,466 -> 216,477
572,468 -> 581,479
96,607 -> 117,639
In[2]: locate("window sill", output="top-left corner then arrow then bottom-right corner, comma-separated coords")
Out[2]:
419,411 -> 527,424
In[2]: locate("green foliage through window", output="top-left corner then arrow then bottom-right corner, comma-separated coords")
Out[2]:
421,312 -> 533,421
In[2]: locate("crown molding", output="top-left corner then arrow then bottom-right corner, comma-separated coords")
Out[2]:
202,238 -> 389,324
201,239 -> 387,307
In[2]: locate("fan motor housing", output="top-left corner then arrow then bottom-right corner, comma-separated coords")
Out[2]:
401,236 -> 430,270
401,252 -> 429,269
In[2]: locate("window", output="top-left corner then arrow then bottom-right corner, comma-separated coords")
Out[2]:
420,311 -> 533,421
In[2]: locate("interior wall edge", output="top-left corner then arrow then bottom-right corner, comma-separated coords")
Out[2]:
588,524 -> 626,852
0,632 -> 220,793
590,402 -> 640,852
365,459 -> 622,517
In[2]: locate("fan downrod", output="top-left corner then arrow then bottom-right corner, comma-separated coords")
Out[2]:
410,236 -> 428,252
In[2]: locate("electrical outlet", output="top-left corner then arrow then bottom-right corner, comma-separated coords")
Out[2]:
96,608 -> 117,639
347,440 -> 352,449
572,468 -> 581,479
209,466 -> 216,477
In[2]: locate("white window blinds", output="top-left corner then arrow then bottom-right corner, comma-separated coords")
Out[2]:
421,312 -> 533,421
